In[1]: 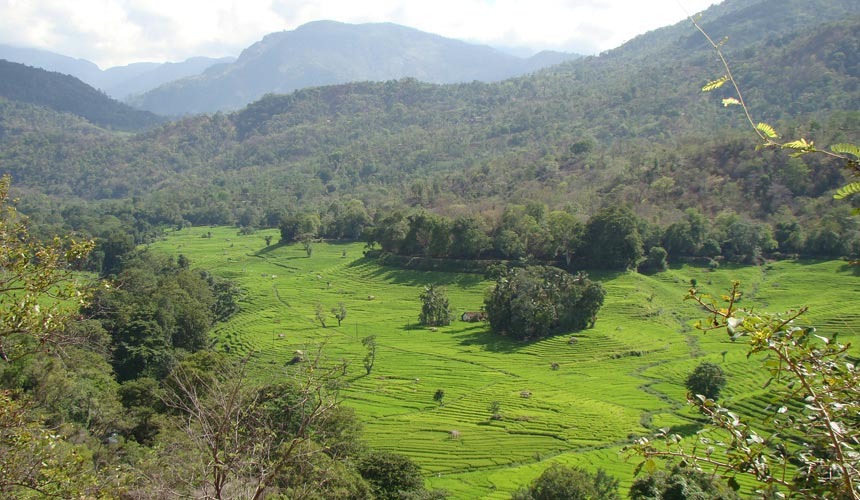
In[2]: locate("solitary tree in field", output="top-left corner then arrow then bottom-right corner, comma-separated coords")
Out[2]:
315,302 -> 327,328
362,335 -> 377,375
301,234 -> 313,257
332,302 -> 347,327
685,361 -> 726,401
419,285 -> 451,327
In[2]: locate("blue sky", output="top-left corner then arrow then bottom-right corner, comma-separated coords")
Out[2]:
0,0 -> 720,68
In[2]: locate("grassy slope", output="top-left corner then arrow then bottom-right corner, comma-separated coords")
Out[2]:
149,227 -> 860,499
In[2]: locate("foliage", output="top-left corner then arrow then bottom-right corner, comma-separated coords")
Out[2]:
484,266 -> 605,340
510,463 -> 620,500
629,282 -> 860,499
694,13 -> 860,212
0,390 -> 112,498
160,352 -> 344,500
357,450 -> 427,500
0,175 -> 111,497
685,361 -> 727,401
362,335 -> 377,375
0,174 -> 94,363
85,250 -> 223,380
628,465 -> 742,500
419,285 -> 451,327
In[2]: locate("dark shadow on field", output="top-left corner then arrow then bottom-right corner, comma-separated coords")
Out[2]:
345,257 -> 487,288
255,242 -> 287,255
665,421 -> 705,438
837,262 -> 860,276
454,328 -> 522,353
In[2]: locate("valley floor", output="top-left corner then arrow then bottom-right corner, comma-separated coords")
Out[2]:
149,227 -> 860,499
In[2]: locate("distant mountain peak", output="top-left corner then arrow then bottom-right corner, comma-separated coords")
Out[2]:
129,21 -> 582,116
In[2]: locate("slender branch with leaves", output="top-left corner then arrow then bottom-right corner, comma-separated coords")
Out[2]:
693,15 -> 860,206
627,284 -> 860,499
626,16 -> 860,500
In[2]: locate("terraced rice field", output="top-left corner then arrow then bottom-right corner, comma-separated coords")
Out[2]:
149,227 -> 860,499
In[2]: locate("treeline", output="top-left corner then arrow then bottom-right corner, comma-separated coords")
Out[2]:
276,201 -> 858,272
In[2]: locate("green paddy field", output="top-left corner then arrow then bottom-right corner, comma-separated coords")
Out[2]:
149,226 -> 860,499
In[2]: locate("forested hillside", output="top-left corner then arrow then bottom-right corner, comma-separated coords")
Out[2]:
0,1 -> 857,250
0,60 -> 164,131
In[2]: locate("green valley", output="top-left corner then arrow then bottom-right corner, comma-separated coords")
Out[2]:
148,226 -> 860,498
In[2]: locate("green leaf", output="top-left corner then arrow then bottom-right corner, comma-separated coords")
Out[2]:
755,122 -> 779,139
831,143 -> 860,159
702,76 -> 729,92
644,458 -> 657,473
783,138 -> 813,150
834,182 -> 860,200
722,97 -> 741,107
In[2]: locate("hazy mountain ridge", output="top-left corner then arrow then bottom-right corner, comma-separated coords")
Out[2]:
0,44 -> 234,100
0,59 -> 163,131
128,20 -> 581,115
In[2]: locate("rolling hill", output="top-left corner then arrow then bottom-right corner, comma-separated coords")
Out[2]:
0,44 -> 234,100
0,59 -> 163,131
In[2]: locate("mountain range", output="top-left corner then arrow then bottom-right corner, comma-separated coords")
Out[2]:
0,59 -> 163,131
1,21 -> 580,116
129,20 -> 581,115
0,44 -> 235,101
0,0 -> 858,234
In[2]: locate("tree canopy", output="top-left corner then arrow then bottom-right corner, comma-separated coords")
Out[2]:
484,266 -> 605,340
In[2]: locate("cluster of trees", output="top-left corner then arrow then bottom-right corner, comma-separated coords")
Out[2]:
510,462 -> 740,500
83,248 -> 240,381
278,198 -> 373,242
484,266 -> 605,340
419,285 -> 452,327
365,202 -> 853,272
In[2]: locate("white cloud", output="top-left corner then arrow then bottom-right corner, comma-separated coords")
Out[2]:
0,0 -> 719,67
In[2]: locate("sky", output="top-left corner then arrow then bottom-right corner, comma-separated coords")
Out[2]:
0,0 -> 720,68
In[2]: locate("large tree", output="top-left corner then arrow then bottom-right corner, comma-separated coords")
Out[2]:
511,463 -> 620,500
419,285 -> 451,327
685,361 -> 727,401
581,206 -> 644,270
484,266 -> 605,340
